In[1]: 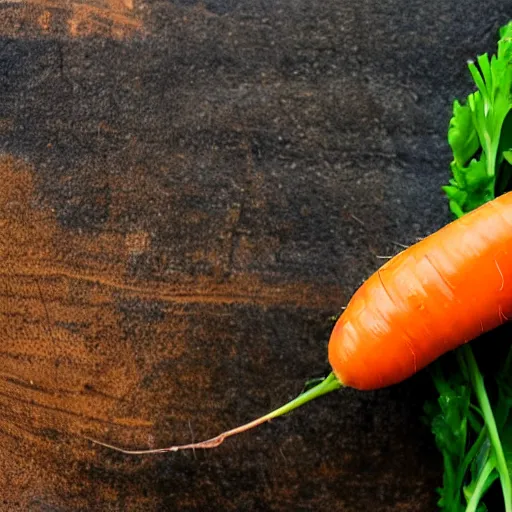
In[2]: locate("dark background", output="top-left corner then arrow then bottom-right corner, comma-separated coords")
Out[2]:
0,1 -> 511,510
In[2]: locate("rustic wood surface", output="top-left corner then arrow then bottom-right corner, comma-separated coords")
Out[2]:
1,1 -> 511,510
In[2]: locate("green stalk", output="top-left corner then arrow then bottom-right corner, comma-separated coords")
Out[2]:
457,427 -> 488,495
243,371 -> 343,423
465,458 -> 497,512
463,345 -> 512,512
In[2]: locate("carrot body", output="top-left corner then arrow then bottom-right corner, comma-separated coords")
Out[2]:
328,191 -> 512,390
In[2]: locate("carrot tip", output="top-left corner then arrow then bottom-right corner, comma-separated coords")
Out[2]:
83,373 -> 342,456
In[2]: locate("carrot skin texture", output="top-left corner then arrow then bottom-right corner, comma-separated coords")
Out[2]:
328,191 -> 512,390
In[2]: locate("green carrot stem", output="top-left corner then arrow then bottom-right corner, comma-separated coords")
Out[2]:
457,426 -> 488,496
463,345 -> 512,512
86,372 -> 343,455
465,458 -> 497,512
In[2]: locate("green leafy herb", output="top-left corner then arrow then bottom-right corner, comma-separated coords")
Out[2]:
427,20 -> 512,512
442,21 -> 512,217
423,361 -> 472,511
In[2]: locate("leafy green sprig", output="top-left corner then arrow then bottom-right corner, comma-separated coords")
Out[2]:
426,20 -> 512,512
443,22 -> 512,216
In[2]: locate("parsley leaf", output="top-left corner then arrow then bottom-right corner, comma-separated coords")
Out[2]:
424,361 -> 472,511
442,21 -> 512,217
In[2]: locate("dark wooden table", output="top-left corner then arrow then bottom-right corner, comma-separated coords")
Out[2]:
1,1 -> 511,510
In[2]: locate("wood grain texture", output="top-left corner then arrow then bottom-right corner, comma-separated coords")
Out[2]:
0,0 -> 143,39
1,0 -> 512,510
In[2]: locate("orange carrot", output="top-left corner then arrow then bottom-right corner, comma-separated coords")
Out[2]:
87,191 -> 512,454
329,189 -> 512,390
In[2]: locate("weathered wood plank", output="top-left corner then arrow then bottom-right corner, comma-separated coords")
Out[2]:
1,1 -> 511,510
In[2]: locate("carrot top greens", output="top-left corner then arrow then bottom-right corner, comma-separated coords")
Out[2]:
443,22 -> 512,216
425,20 -> 512,512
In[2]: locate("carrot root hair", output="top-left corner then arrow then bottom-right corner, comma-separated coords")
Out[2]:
85,372 -> 343,455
